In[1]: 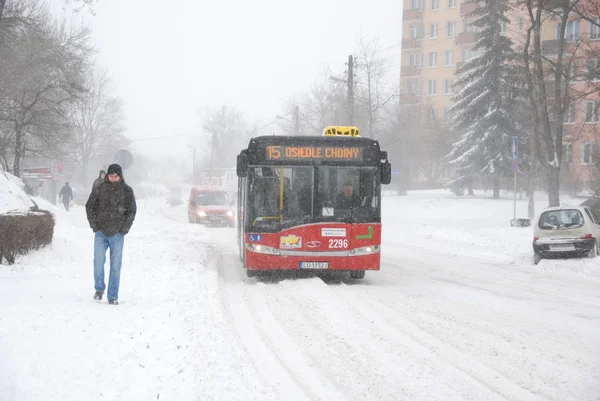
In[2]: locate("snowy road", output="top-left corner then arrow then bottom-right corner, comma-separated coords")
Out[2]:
1,191 -> 599,401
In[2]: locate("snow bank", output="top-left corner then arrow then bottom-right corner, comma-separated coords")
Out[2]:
0,169 -> 35,214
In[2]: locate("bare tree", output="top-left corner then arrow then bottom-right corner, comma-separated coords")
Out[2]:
63,67 -> 124,187
519,0 -> 600,207
0,8 -> 91,177
297,69 -> 347,133
353,34 -> 399,139
201,104 -> 248,171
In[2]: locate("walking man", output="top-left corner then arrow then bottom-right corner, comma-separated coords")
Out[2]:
59,182 -> 73,211
85,163 -> 136,305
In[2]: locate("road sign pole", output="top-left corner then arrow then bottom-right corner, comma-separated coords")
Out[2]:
512,136 -> 518,220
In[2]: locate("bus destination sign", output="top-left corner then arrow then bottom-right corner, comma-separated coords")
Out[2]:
266,145 -> 363,161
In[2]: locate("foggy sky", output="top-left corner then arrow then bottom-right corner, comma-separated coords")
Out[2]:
52,0 -> 402,160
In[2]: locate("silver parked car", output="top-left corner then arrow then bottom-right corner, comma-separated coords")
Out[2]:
532,205 -> 600,264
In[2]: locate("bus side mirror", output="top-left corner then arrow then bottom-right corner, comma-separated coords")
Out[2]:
237,153 -> 248,177
381,160 -> 392,185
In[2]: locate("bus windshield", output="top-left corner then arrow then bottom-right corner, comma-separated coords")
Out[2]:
247,166 -> 381,232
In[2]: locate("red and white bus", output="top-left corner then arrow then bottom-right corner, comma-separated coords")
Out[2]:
235,126 -> 392,278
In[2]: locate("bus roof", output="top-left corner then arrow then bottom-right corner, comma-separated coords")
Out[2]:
242,135 -> 384,166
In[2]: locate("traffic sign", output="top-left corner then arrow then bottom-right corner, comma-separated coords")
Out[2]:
114,150 -> 134,169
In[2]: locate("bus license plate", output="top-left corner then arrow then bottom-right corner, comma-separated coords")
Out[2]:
300,262 -> 328,269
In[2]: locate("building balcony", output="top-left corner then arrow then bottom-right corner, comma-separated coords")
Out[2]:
402,8 -> 423,21
401,65 -> 420,77
399,93 -> 420,105
402,38 -> 423,50
460,1 -> 477,15
456,31 -> 477,45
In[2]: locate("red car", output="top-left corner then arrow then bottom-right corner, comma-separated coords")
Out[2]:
187,186 -> 235,227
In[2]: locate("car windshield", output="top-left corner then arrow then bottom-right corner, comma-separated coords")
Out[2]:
198,192 -> 229,206
247,165 -> 380,232
538,209 -> 584,230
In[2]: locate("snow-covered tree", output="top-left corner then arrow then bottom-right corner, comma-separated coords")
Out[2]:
447,0 -> 526,198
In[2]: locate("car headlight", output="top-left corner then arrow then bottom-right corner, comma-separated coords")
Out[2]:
198,211 -> 207,217
245,243 -> 280,255
347,245 -> 380,256
226,211 -> 234,217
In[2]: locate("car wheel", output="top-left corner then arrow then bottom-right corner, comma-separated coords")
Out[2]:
246,269 -> 257,278
588,241 -> 597,259
533,252 -> 542,265
350,270 -> 365,279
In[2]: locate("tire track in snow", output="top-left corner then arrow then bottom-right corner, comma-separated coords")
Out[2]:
211,244 -> 316,401
244,283 -> 351,401
326,281 -> 550,401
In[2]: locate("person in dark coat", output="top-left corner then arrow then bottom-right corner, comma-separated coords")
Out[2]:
92,170 -> 106,191
59,182 -> 73,211
85,163 -> 136,305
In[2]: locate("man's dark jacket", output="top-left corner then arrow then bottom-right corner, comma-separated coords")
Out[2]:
59,185 -> 73,202
85,172 -> 136,236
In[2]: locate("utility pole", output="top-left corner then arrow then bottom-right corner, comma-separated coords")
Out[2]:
347,54 -> 354,125
188,145 -> 196,184
293,105 -> 300,135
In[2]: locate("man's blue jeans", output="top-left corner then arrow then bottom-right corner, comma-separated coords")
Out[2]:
94,231 -> 124,301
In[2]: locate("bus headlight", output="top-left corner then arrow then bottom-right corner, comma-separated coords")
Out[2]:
198,211 -> 207,217
245,243 -> 280,255
348,245 -> 380,256
226,210 -> 234,217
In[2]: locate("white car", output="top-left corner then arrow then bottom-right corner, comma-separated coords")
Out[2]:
532,205 -> 600,264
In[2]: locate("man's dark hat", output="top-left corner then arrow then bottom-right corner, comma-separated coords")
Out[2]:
107,164 -> 123,177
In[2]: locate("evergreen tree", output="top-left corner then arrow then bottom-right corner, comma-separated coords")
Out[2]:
447,0 -> 525,198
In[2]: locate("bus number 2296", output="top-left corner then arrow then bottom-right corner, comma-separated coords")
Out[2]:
329,239 -> 348,249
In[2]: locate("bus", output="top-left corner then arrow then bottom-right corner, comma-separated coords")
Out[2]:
235,126 -> 392,278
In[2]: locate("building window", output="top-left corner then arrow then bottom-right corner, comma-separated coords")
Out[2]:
585,101 -> 600,123
430,23 -> 439,38
409,53 -> 424,67
409,25 -> 417,38
500,20 -> 508,34
448,0 -> 457,8
518,17 -> 524,31
431,0 -> 440,10
582,142 -> 594,164
569,62 -> 578,81
444,79 -> 453,94
464,19 -> 476,33
463,49 -> 475,62
428,80 -> 437,95
408,80 -> 421,95
411,0 -> 424,10
587,59 -> 599,81
445,50 -> 454,66
429,52 -> 437,67
409,25 -> 425,39
447,21 -> 456,37
563,143 -> 573,164
557,21 -> 580,41
563,103 -> 575,124
590,18 -> 600,39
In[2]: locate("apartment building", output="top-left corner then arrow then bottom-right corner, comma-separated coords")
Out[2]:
401,0 -> 476,118
400,0 -> 600,189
